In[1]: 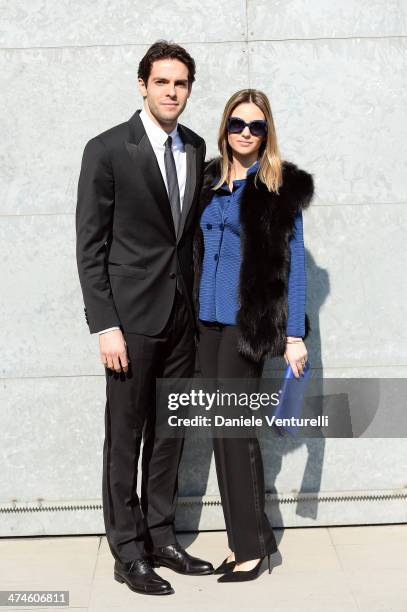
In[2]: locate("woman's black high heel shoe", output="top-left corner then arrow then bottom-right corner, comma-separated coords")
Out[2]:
217,554 -> 272,582
213,557 -> 236,574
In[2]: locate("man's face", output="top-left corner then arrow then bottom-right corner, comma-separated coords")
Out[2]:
138,58 -> 192,125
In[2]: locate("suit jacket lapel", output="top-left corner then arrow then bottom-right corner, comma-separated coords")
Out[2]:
178,142 -> 196,243
126,111 -> 198,242
126,111 -> 176,238
177,124 -> 197,243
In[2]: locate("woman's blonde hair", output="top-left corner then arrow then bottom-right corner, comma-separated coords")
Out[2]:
213,89 -> 283,193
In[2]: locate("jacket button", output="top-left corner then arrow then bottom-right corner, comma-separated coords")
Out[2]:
214,254 -> 218,261
169,272 -> 176,279
206,223 -> 212,230
219,223 -> 224,231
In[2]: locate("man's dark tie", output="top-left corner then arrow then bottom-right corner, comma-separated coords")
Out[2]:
164,135 -> 181,236
164,135 -> 183,294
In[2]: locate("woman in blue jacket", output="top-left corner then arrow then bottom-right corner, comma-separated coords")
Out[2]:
193,89 -> 314,583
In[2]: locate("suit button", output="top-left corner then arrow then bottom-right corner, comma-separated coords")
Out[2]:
169,272 -> 176,279
219,223 -> 224,230
214,254 -> 218,261
206,223 -> 212,230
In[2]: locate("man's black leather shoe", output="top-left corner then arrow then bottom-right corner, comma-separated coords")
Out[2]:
114,558 -> 174,595
147,542 -> 214,575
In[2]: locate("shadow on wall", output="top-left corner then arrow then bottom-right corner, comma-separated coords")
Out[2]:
262,248 -> 330,524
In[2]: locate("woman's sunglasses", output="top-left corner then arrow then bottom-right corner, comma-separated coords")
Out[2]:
227,116 -> 268,138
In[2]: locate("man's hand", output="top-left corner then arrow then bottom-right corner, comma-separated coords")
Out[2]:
99,329 -> 130,373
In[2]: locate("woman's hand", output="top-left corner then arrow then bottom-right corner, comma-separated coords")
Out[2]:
284,337 -> 308,378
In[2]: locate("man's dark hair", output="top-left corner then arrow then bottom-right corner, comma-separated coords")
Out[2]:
138,40 -> 196,86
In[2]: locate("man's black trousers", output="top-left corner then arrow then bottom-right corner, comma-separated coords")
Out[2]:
102,288 -> 195,563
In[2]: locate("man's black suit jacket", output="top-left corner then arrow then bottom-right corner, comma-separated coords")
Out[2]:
76,109 -> 206,335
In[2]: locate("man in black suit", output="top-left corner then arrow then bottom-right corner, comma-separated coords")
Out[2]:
76,41 -> 213,596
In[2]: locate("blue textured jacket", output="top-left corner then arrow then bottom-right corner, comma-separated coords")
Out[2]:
199,161 -> 306,337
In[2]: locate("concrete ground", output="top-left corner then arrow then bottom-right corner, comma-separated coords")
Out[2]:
1,525 -> 406,611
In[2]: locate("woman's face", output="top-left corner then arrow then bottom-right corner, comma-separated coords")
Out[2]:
227,102 -> 267,158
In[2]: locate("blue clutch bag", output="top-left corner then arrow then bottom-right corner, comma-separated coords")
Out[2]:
272,360 -> 311,437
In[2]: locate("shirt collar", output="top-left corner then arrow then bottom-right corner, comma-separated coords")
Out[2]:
140,107 -> 179,147
216,159 -> 260,190
247,159 -> 260,175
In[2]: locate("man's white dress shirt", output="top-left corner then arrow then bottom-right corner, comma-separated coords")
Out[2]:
97,107 -> 187,335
